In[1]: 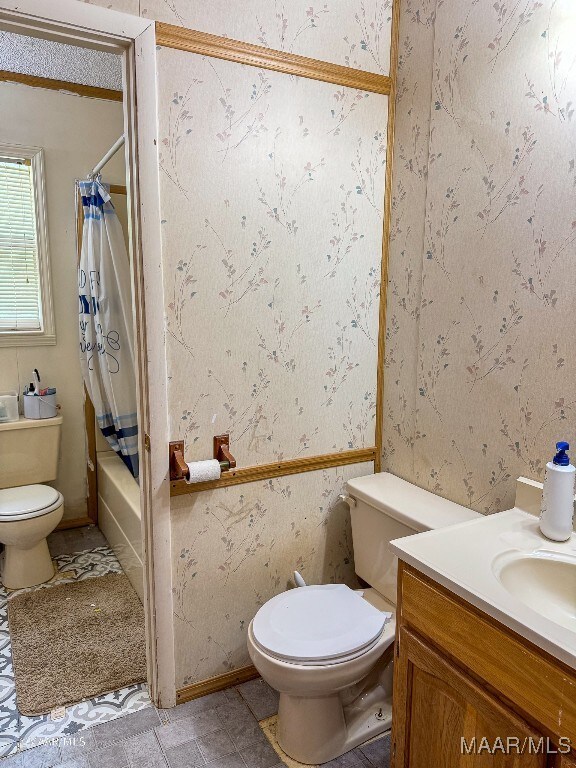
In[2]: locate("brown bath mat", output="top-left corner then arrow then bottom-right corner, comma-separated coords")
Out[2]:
7,573 -> 146,715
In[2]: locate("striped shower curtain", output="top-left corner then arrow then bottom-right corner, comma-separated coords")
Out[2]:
78,179 -> 139,478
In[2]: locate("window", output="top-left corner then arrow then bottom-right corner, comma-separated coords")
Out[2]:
0,143 -> 55,345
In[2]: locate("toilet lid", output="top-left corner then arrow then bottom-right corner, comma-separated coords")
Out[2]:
0,485 -> 60,518
252,584 -> 386,663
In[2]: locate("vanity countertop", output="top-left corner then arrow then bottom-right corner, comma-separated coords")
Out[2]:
390,507 -> 576,670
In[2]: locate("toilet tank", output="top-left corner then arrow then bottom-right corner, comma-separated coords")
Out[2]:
346,472 -> 480,605
0,416 -> 63,489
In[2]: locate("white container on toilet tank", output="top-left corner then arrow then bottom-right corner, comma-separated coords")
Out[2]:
540,441 -> 575,542
23,393 -> 57,420
0,392 -> 18,424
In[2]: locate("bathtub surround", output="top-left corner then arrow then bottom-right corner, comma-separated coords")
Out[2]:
97,452 -> 144,601
383,0 -> 576,513
0,81 -> 125,521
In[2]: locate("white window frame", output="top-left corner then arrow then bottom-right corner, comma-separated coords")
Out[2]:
0,142 -> 55,346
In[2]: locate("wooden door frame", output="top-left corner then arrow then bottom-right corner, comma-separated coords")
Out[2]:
0,0 -> 176,708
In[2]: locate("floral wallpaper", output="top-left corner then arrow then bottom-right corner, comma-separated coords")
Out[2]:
73,0 -> 390,688
384,0 -> 576,513
171,463 -> 371,687
84,0 -> 393,76
83,0 -> 139,14
157,48 -> 387,468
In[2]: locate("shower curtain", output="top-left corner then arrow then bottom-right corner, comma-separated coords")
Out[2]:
78,179 -> 139,478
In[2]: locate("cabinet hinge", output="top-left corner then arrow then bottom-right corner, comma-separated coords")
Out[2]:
144,433 -> 151,452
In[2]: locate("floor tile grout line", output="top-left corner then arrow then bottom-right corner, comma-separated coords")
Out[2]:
150,728 -> 170,768
238,752 -> 252,768
152,695 -> 273,767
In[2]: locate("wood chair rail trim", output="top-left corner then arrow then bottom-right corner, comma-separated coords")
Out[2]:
155,22 -> 391,96
56,516 -> 93,531
374,0 -> 400,473
176,665 -> 259,704
170,447 -> 376,496
0,70 -> 122,101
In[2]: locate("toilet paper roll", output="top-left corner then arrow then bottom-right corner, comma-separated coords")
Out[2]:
185,459 -> 221,484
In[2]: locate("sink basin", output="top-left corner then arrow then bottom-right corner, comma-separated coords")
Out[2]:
493,551 -> 576,632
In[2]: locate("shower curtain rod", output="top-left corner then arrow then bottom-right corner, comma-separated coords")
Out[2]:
88,134 -> 125,179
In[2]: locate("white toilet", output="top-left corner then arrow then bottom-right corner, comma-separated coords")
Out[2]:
0,416 -> 64,589
247,472 -> 480,764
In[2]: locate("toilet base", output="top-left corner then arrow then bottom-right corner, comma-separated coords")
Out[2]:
247,613 -> 396,765
2,538 -> 55,590
0,503 -> 63,590
277,683 -> 393,765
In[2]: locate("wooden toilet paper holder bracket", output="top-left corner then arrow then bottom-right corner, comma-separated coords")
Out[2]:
214,434 -> 236,470
169,435 -> 236,482
169,440 -> 188,481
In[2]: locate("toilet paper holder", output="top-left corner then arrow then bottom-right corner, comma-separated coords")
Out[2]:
169,435 -> 237,481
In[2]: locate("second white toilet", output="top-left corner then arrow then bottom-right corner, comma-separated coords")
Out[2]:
0,416 -> 64,589
248,472 -> 480,765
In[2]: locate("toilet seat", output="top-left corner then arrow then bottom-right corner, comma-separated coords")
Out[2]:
252,584 -> 390,665
0,485 -> 63,522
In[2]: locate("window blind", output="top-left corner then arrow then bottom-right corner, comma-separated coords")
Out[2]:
0,157 -> 42,332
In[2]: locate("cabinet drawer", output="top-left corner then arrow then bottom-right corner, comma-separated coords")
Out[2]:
399,564 -> 576,743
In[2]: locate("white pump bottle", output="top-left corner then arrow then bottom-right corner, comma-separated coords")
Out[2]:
539,441 -> 575,542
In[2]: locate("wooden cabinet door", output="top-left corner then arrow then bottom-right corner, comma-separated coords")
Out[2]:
555,755 -> 576,767
392,628 -> 549,768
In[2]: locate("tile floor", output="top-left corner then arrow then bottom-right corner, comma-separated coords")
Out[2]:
47,526 -> 109,558
0,679 -> 390,767
0,528 -> 390,767
0,528 -> 150,760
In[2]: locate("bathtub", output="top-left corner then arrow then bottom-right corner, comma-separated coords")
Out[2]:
96,451 -> 143,602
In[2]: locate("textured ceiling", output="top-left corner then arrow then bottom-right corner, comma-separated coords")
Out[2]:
0,32 -> 122,91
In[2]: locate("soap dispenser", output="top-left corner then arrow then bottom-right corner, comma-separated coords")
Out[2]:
539,441 -> 575,541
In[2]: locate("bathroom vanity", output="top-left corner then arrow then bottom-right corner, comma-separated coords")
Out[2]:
390,499 -> 576,767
